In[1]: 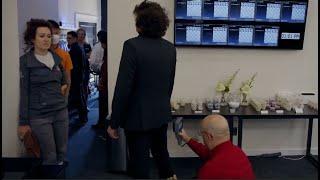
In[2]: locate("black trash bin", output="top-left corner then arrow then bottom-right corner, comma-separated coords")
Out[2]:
106,118 -> 127,173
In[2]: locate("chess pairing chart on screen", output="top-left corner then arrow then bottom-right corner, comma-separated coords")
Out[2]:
291,4 -> 307,21
214,1 -> 229,18
186,26 -> 202,42
187,0 -> 202,17
239,27 -> 254,44
212,27 -> 228,43
264,28 -> 279,44
240,2 -> 255,19
266,3 -> 281,20
175,0 -> 308,49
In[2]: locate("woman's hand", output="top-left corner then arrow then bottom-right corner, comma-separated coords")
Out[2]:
61,84 -> 68,96
18,125 -> 31,140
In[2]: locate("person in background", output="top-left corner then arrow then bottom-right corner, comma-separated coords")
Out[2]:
107,1 -> 177,179
89,30 -> 105,74
47,19 -> 73,98
91,30 -> 108,129
67,31 -> 88,125
179,115 -> 255,180
77,28 -> 91,107
18,19 -> 69,165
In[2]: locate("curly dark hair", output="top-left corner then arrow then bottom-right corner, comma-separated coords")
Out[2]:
98,30 -> 107,44
133,1 -> 169,38
23,19 -> 52,52
47,19 -> 60,29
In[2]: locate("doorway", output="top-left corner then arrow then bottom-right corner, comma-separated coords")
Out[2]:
79,22 -> 97,47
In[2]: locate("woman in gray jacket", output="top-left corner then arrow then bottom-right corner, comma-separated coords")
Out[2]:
17,19 -> 69,165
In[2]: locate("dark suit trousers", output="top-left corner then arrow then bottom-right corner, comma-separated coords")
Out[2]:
98,89 -> 108,125
125,124 -> 174,179
68,82 -> 87,121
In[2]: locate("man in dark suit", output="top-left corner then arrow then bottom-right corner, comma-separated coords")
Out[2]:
67,31 -> 88,125
93,31 -> 108,129
107,1 -> 177,179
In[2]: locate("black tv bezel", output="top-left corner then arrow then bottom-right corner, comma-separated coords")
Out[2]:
173,0 -> 309,50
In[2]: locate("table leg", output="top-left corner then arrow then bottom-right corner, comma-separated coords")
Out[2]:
306,118 -> 313,156
306,118 -> 318,167
238,118 -> 243,148
228,117 -> 234,143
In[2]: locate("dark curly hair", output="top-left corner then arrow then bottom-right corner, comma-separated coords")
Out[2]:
23,19 -> 52,52
133,1 -> 169,38
98,30 -> 107,44
47,19 -> 60,29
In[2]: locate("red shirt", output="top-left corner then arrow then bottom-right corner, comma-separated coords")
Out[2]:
187,139 -> 255,180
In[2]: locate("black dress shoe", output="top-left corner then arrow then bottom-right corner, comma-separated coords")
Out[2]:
79,117 -> 88,126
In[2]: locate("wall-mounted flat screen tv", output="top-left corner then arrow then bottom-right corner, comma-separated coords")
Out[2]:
174,0 -> 308,49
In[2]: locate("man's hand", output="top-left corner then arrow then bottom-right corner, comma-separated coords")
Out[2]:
107,126 -> 119,139
18,125 -> 31,140
61,84 -> 68,96
178,129 -> 191,143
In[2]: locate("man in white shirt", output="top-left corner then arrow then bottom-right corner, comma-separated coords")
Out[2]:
91,30 -> 108,129
89,31 -> 105,74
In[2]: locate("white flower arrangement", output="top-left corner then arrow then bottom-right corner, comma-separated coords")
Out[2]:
240,73 -> 257,95
215,69 -> 240,94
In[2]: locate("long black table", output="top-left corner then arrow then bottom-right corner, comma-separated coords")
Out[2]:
171,104 -> 318,167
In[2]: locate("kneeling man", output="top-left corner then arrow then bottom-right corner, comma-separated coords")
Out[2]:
179,115 -> 255,179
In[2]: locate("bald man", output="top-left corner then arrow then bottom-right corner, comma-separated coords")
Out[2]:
179,115 -> 255,179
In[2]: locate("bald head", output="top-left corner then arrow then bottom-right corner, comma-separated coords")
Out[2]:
201,115 -> 230,139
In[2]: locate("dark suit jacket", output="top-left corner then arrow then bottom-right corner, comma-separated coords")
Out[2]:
110,35 -> 176,131
98,49 -> 108,95
68,43 -> 87,106
68,42 -> 85,85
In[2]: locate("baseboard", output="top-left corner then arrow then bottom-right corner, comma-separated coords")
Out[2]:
243,148 -> 318,156
2,157 -> 41,172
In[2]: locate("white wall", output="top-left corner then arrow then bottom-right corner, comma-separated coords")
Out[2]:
17,0 -> 101,55
58,0 -> 101,32
17,0 -> 59,56
108,0 -> 318,156
2,0 -> 21,157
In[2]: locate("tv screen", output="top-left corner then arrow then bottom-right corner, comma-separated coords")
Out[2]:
174,0 -> 309,49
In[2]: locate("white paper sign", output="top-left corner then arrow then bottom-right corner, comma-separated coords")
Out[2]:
212,110 -> 220,113
276,110 -> 284,114
194,110 -> 203,114
294,107 -> 303,114
261,110 -> 269,114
